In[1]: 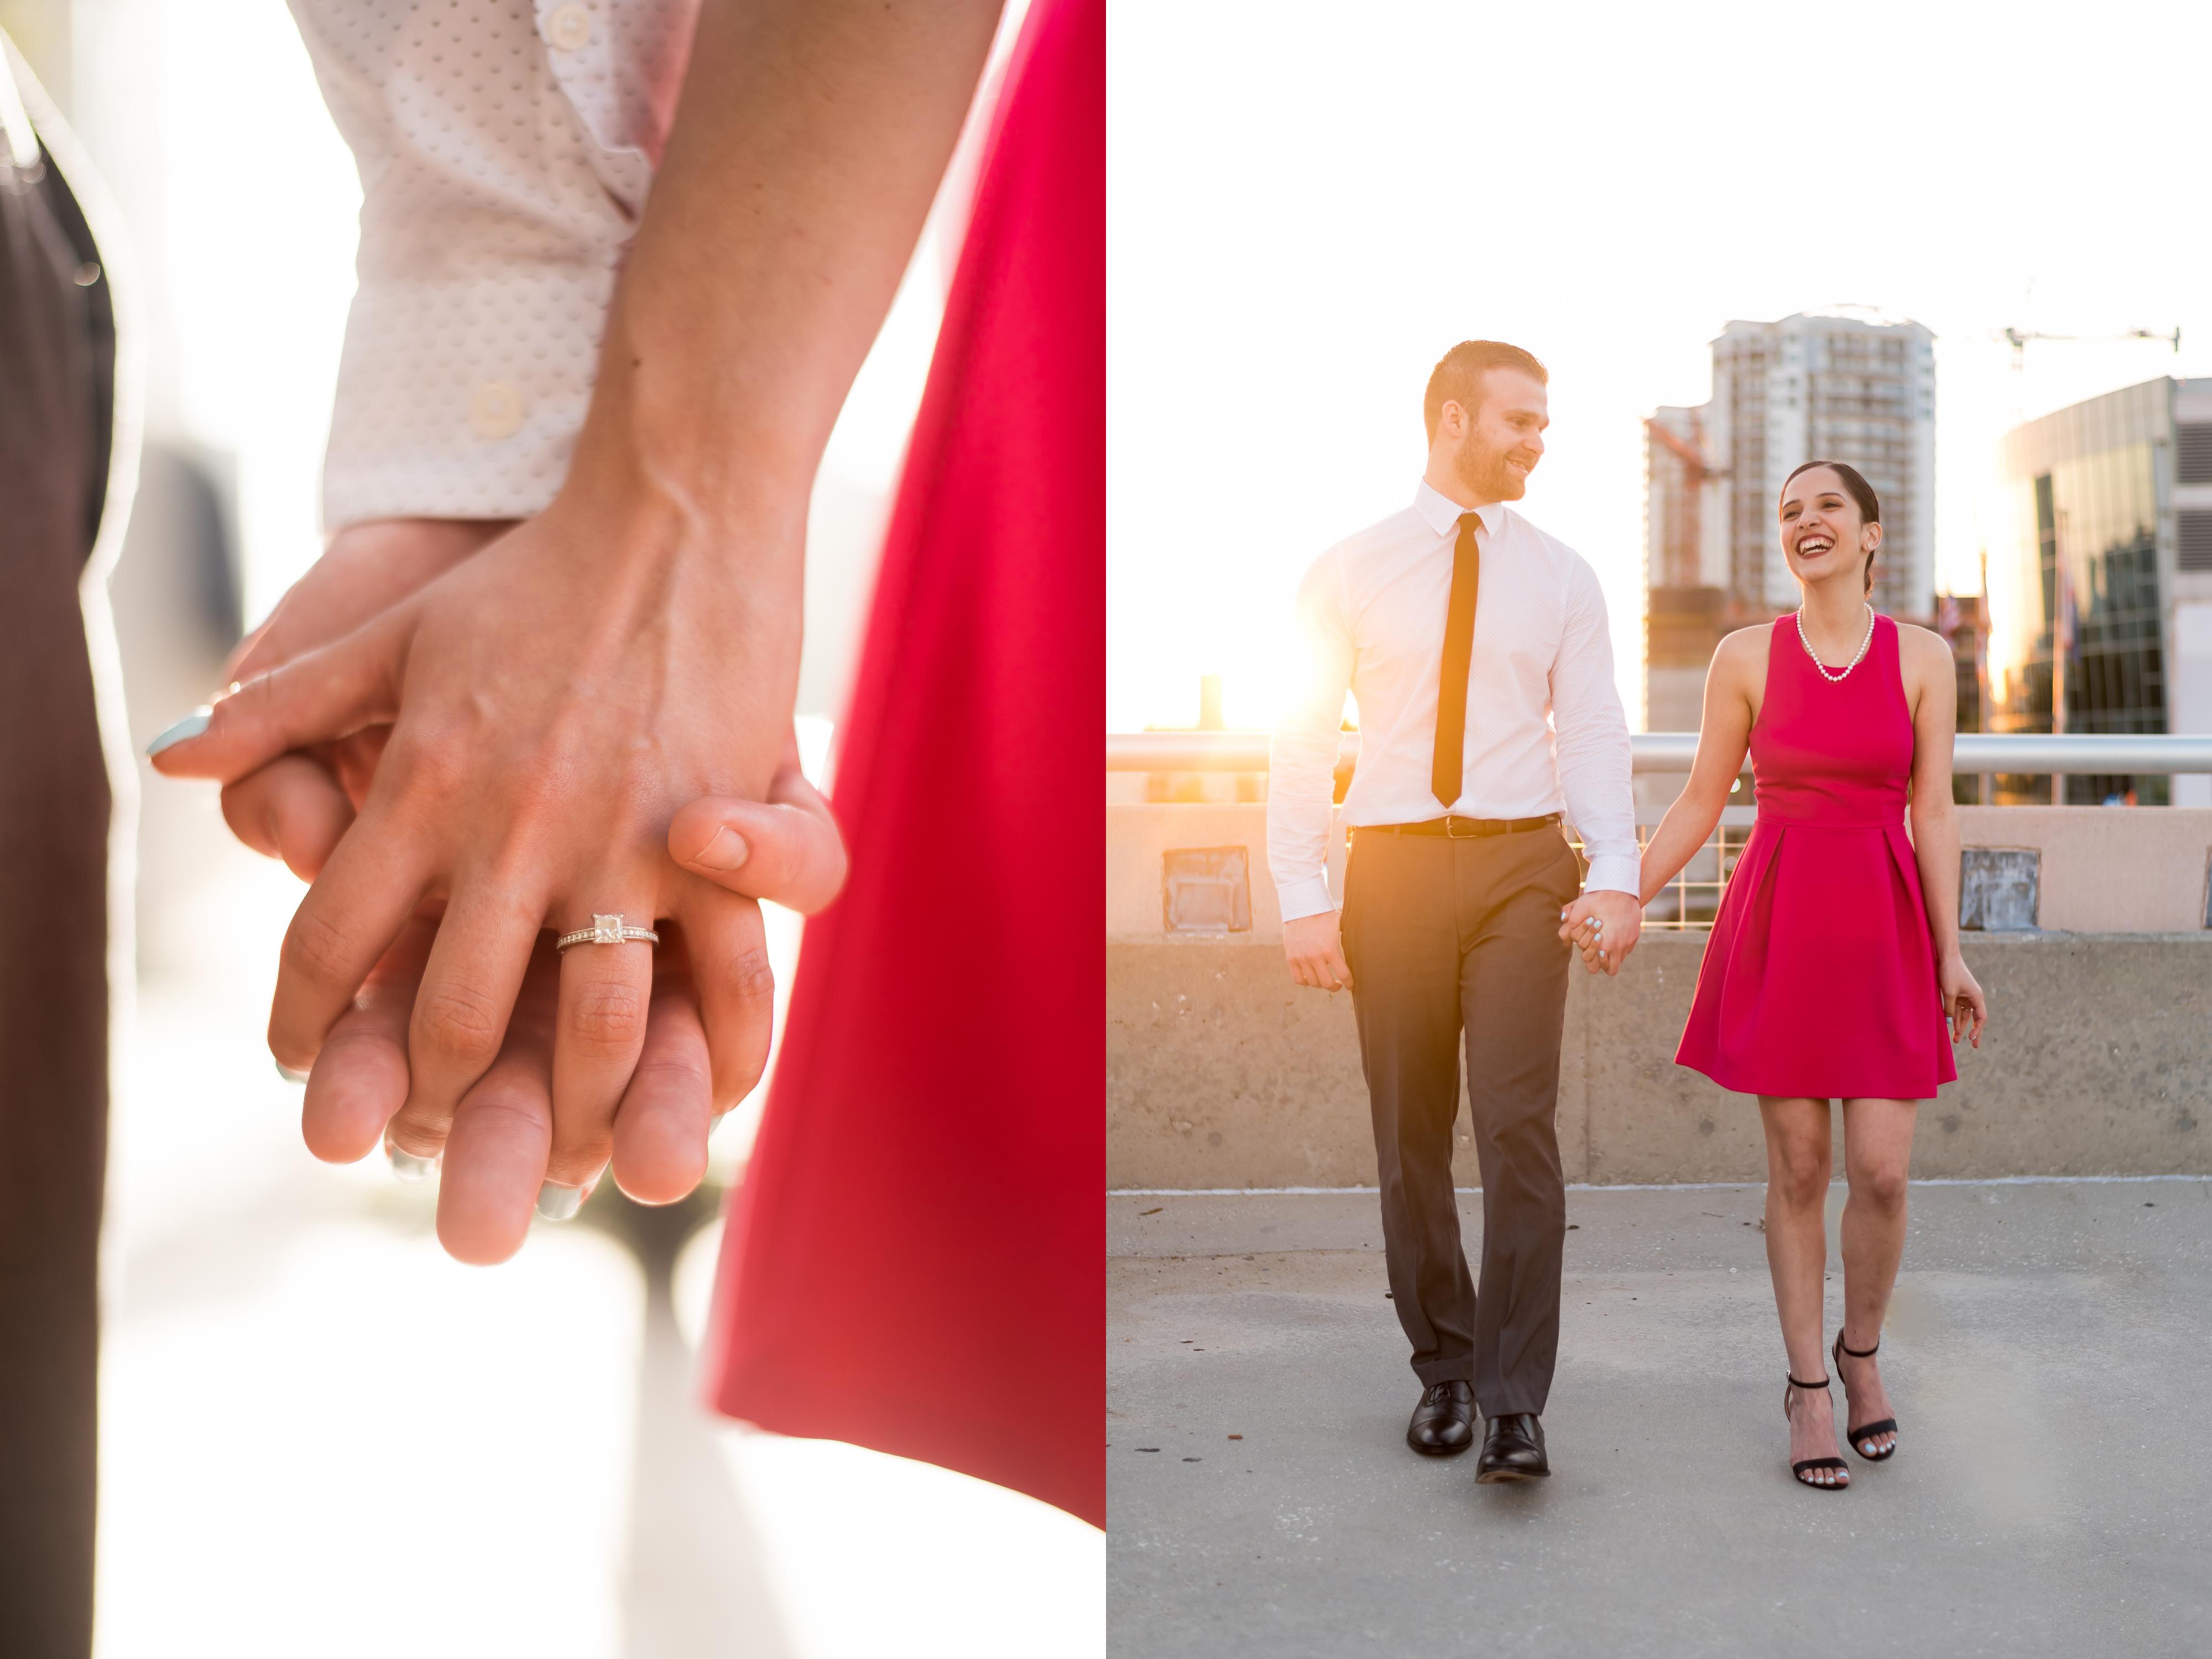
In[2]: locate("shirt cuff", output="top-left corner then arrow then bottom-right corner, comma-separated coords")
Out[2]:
1274,874 -> 1338,925
1581,854 -> 1642,899
320,266 -> 614,530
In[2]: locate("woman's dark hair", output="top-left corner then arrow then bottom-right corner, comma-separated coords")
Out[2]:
1781,459 -> 1881,595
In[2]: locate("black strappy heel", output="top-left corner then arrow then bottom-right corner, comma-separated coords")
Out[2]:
1784,1374 -> 1849,1490
1834,1332 -> 1898,1462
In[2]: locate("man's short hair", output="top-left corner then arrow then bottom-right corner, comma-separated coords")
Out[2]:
1423,341 -> 1548,445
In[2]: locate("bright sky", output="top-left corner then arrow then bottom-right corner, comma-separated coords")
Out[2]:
1107,0 -> 2212,731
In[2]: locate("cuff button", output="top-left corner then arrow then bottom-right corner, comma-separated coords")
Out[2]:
546,3 -> 592,51
468,379 -> 526,440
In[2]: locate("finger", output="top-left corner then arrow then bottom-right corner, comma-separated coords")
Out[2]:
300,917 -> 436,1164
268,819 -> 434,1072
609,976 -> 713,1204
677,884 -> 776,1116
147,606 -> 410,782
437,945 -> 563,1265
385,884 -> 540,1155
668,794 -> 848,916
1327,946 -> 1353,990
545,898 -> 659,1189
221,753 -> 357,880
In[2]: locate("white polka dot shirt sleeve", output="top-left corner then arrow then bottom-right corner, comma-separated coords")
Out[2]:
285,0 -> 698,529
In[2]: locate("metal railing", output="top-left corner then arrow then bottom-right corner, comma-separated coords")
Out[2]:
1108,730 -> 2212,931
1105,731 -> 2212,774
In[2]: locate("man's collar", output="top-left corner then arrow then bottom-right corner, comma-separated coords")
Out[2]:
1413,479 -> 1499,539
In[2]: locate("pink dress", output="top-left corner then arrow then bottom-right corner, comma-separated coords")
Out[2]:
1675,614 -> 1957,1100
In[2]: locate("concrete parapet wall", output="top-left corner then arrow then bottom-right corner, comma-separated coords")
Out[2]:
1107,933 -> 2212,1187
1106,804 -> 2212,940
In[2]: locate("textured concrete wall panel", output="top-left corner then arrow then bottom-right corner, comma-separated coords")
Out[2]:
1108,933 -> 2212,1187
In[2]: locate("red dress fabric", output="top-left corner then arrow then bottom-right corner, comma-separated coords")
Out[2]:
1676,614 -> 1958,1100
700,0 -> 1103,1527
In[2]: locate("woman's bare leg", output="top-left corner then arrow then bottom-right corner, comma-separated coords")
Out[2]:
1760,1095 -> 1844,1484
1835,1097 -> 1917,1455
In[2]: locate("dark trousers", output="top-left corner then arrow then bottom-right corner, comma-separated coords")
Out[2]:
1,74 -> 119,1659
1342,825 -> 1579,1415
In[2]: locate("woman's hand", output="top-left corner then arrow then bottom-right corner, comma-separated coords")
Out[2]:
1939,951 -> 1986,1048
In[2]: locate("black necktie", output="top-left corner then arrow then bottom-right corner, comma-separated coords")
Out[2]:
1431,510 -> 1481,808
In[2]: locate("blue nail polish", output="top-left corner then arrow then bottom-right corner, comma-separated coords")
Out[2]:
145,708 -> 211,757
274,1060 -> 309,1085
536,1182 -> 584,1222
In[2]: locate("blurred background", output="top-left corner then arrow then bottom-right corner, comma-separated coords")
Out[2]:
0,0 -> 1101,1652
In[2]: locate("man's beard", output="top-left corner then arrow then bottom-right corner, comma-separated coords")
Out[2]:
1453,434 -> 1526,502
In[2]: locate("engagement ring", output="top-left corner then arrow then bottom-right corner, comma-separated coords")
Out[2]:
556,913 -> 660,952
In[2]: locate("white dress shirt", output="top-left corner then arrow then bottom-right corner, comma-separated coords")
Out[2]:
286,0 -> 698,529
1267,479 -> 1639,923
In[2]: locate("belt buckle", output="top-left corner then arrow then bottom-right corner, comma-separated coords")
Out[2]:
1444,815 -> 1480,839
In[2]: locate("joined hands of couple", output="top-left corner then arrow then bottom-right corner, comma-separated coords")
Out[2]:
1281,884 -> 1643,990
150,500 -> 844,1264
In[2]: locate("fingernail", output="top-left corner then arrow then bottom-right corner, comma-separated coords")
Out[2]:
274,1059 -> 309,1085
690,826 -> 750,872
536,1182 -> 584,1222
145,708 -> 212,757
388,1146 -> 438,1183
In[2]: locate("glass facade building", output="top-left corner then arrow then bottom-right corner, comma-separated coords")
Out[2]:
1987,377 -> 2212,804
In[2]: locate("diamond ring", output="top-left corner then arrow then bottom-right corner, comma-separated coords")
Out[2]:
556,913 -> 660,952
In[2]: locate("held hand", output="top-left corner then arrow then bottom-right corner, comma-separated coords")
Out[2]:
1282,911 -> 1352,992
1939,952 -> 1987,1049
1558,890 -> 1644,977
152,487 -> 804,1213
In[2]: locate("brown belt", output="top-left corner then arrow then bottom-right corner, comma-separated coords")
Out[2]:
1355,813 -> 1561,840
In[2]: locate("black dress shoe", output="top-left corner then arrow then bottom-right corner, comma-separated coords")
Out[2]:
1476,1411 -> 1550,1482
1406,1380 -> 1477,1456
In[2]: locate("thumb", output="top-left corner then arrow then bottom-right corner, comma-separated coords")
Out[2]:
671,794 -> 848,916
148,606 -> 411,783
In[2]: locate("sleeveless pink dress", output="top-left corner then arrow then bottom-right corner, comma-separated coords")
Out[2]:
1675,614 -> 1957,1100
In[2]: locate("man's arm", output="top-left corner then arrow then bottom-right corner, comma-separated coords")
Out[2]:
1551,559 -> 1644,974
152,0 -> 1005,1262
1269,551 -> 1354,988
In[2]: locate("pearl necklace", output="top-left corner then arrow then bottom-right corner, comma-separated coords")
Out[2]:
1796,603 -> 1875,683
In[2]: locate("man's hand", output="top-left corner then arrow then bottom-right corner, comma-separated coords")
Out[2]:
1283,911 -> 1352,992
217,519 -> 513,878
1558,889 -> 1643,977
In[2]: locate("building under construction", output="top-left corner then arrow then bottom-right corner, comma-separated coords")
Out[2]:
1642,312 -> 1938,733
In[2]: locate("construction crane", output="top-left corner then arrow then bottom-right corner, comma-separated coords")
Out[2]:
2000,326 -> 2180,370
1642,411 -> 1718,588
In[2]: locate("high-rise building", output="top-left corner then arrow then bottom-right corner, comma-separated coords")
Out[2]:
1642,312 -> 1937,734
1710,313 -> 1937,618
1985,375 -> 2212,805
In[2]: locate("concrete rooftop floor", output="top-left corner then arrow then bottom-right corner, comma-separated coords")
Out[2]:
1108,1182 -> 2212,1658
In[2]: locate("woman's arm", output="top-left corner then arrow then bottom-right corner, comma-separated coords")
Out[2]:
1904,627 -> 1987,1046
1905,628 -> 1961,955
1637,628 -> 1758,905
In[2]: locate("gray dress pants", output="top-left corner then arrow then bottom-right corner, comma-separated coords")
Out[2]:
0,74 -> 119,1659
1340,824 -> 1580,1416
